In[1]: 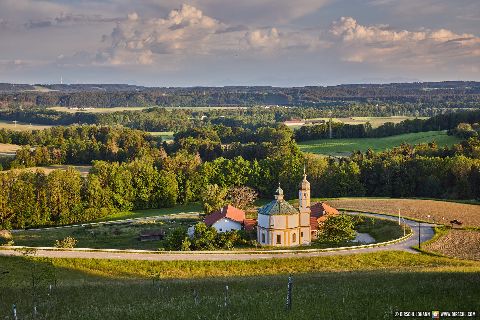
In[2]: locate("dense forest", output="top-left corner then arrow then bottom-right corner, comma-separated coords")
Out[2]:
1,81 -> 480,108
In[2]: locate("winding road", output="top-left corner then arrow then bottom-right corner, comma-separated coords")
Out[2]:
0,212 -> 437,261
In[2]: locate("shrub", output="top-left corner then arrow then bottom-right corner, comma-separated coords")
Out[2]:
54,236 -> 78,248
0,230 -> 12,245
317,214 -> 356,243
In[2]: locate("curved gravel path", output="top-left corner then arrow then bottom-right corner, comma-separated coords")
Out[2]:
0,212 -> 436,261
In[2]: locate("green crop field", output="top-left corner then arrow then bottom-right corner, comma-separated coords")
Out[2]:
306,116 -> 428,128
0,252 -> 479,319
298,131 -> 461,156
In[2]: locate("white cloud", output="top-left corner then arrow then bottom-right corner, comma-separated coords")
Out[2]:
329,17 -> 480,65
245,28 -> 280,48
99,4 -> 227,65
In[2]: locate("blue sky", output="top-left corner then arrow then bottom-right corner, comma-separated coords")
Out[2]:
0,0 -> 479,86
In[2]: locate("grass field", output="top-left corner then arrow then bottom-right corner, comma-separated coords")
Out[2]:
12,217 -> 199,250
0,252 -> 479,319
327,198 -> 480,227
0,120 -> 52,131
7,165 -> 92,177
0,143 -> 21,156
298,131 -> 461,156
148,131 -> 174,141
97,203 -> 202,222
306,116 -> 429,128
11,214 -> 402,251
48,106 -> 149,113
49,106 -> 245,113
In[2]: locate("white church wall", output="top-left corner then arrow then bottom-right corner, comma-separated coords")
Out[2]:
287,215 -> 299,228
272,215 -> 287,229
257,214 -> 269,228
300,212 -> 310,226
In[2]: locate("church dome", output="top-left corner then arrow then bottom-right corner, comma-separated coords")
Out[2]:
258,198 -> 299,216
259,184 -> 299,216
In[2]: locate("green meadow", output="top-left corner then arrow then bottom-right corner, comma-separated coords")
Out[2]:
0,252 -> 479,319
298,131 -> 461,156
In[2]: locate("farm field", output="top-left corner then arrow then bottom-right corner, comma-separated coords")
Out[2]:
305,116 -> 428,128
0,120 -> 52,131
148,131 -> 174,141
424,228 -> 480,261
0,143 -> 21,156
298,131 -> 461,156
7,165 -> 92,177
49,106 -> 246,113
0,252 -> 479,319
48,106 -> 149,113
327,198 -> 480,227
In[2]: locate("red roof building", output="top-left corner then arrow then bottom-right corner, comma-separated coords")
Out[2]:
310,202 -> 339,232
204,205 -> 255,233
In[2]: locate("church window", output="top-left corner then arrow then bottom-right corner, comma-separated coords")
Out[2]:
292,233 -> 296,243
276,235 -> 281,244
261,233 -> 266,243
301,232 -> 304,238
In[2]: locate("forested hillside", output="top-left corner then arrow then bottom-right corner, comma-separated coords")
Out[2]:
1,81 -> 479,108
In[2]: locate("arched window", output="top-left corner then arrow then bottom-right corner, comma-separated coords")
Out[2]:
276,234 -> 281,244
292,233 -> 296,243
261,233 -> 266,243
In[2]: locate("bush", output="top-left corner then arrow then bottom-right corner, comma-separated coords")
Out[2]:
54,236 -> 78,248
317,214 -> 356,243
0,230 -> 12,245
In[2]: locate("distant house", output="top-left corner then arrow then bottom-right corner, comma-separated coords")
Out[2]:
310,202 -> 340,239
204,205 -> 247,233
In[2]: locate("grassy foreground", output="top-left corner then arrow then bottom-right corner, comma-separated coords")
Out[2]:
0,252 -> 479,319
298,131 -> 460,156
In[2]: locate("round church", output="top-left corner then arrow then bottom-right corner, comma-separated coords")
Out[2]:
257,171 -> 312,247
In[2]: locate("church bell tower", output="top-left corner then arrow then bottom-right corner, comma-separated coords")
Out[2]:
298,165 -> 311,244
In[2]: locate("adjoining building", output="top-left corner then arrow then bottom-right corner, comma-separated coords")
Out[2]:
310,202 -> 340,240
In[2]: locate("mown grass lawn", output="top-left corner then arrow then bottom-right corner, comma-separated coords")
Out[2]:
97,202 -> 202,222
0,252 -> 479,319
12,218 -> 199,250
298,130 -> 461,156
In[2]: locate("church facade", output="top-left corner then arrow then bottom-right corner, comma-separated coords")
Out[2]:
257,171 -> 312,247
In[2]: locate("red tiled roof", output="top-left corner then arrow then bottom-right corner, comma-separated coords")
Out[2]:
204,205 -> 246,227
310,217 -> 319,230
310,202 -> 339,218
243,218 -> 257,231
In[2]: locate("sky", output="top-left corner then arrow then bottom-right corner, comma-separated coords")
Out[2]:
0,0 -> 479,86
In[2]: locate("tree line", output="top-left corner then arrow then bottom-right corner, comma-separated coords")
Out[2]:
1,81 -> 479,108
2,134 -> 480,230
295,109 -> 480,141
